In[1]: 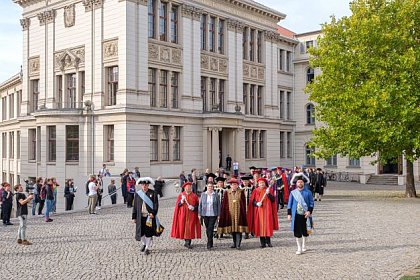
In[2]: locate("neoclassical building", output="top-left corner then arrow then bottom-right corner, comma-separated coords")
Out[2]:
1,0 -> 418,189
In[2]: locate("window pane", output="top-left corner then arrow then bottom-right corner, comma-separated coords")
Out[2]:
170,6 -> 178,43
66,126 -> 79,161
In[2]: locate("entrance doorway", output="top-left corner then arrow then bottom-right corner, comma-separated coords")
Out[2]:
379,156 -> 403,175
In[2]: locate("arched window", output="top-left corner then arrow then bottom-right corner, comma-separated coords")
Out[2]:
306,103 -> 315,124
307,68 -> 314,84
305,144 -> 316,166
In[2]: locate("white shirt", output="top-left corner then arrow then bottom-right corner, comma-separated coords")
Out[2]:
204,192 -> 215,217
233,162 -> 239,170
88,182 -> 97,196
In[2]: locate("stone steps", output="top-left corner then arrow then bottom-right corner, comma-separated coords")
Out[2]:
366,175 -> 399,185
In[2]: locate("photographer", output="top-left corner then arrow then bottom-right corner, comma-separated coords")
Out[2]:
14,184 -> 34,245
64,179 -> 77,211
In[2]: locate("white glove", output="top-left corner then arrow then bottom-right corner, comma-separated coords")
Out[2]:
188,205 -> 194,211
265,188 -> 270,195
181,195 -> 186,203
256,202 -> 262,207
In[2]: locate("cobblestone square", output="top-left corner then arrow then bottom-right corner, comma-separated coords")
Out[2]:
1,183 -> 419,279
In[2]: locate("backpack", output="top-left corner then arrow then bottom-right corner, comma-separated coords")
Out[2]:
40,185 -> 47,200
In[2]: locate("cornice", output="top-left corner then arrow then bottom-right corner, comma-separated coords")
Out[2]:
37,9 -> 56,26
82,0 -> 104,12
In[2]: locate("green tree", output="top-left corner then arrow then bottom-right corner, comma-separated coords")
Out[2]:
307,0 -> 419,197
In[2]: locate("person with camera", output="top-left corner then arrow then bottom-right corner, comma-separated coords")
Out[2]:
14,184 -> 34,245
1,182 -> 13,226
64,179 -> 77,211
87,175 -> 98,215
44,178 -> 55,222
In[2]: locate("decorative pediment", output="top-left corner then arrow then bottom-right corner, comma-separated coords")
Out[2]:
54,47 -> 85,72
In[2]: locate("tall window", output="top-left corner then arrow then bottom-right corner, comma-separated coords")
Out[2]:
149,68 -> 157,107
305,40 -> 314,52
286,91 -> 291,120
56,75 -> 63,108
159,2 -> 167,41
28,128 -> 36,161
80,71 -> 85,95
326,155 -> 337,166
243,84 -> 248,115
257,31 -> 262,63
249,29 -> 255,61
208,16 -> 216,52
250,85 -> 255,115
286,51 -> 291,72
16,131 -> 20,159
251,130 -> 257,158
280,131 -> 285,158
105,125 -> 114,162
201,77 -> 207,111
307,68 -> 315,83
279,90 -> 284,119
278,49 -> 284,71
67,73 -> 77,108
107,66 -> 118,106
305,144 -> 315,166
200,15 -> 207,50
1,97 -> 6,121
159,70 -> 168,108
242,28 -> 248,60
170,5 -> 178,43
287,132 -> 292,158
218,80 -> 225,112
349,158 -> 361,167
210,78 -> 216,110
36,127 -> 41,161
31,79 -> 39,112
259,131 -> 265,158
218,19 -> 224,54
245,129 -> 250,159
2,133 -> 6,159
47,126 -> 56,162
148,0 -> 155,38
66,126 -> 79,161
306,103 -> 315,124
150,126 -> 158,161
162,126 -> 170,161
173,126 -> 181,161
257,86 -> 262,116
17,90 -> 22,117
9,93 -> 14,119
171,72 -> 179,109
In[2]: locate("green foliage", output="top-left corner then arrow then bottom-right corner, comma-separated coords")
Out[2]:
306,0 -> 420,163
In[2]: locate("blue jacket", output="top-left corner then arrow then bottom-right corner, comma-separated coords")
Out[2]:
287,188 -> 314,231
198,192 -> 221,217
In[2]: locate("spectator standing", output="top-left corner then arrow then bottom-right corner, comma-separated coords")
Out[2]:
154,177 -> 165,198
64,179 -> 77,211
87,176 -> 98,214
226,155 -> 232,171
45,178 -> 55,222
14,184 -> 34,245
126,172 -> 136,208
108,179 -> 117,205
96,180 -> 103,210
232,160 -> 239,177
52,177 -> 60,213
179,171 -> 186,190
132,167 -> 141,180
1,182 -> 13,226
121,169 -> 129,204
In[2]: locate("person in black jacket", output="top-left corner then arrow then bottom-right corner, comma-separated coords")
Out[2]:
64,179 -> 77,211
44,178 -> 55,222
154,177 -> 165,198
314,168 -> 326,201
1,182 -> 13,226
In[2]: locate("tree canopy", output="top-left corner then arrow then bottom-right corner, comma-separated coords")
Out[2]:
306,0 -> 420,197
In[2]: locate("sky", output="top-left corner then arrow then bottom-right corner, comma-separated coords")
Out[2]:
0,0 -> 351,82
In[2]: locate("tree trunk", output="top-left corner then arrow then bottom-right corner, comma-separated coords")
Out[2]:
405,159 -> 417,198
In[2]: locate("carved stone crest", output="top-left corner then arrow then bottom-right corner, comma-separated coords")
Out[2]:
103,39 -> 118,59
28,57 -> 40,76
243,65 -> 250,77
64,4 -> 75,28
258,67 -> 264,80
160,48 -> 170,62
149,44 -> 159,60
210,57 -> 218,71
172,49 -> 182,64
201,55 -> 209,69
251,66 -> 258,78
219,59 -> 228,73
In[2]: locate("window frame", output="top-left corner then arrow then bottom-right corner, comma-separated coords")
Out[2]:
65,125 -> 79,162
47,126 -> 56,162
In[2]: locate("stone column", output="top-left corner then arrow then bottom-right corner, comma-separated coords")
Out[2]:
211,128 -> 219,172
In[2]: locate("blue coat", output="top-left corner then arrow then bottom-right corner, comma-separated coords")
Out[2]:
287,188 -> 314,231
198,192 -> 221,217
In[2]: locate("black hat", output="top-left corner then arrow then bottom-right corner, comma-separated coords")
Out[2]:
206,173 -> 217,179
241,174 -> 253,181
215,177 -> 226,182
249,166 -> 257,170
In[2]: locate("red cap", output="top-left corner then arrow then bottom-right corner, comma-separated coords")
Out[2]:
182,182 -> 192,189
228,178 -> 239,184
257,178 -> 268,186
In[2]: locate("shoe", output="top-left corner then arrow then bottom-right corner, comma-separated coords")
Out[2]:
37,214 -> 44,217
22,240 -> 32,245
96,206 -> 101,210
296,250 -> 302,255
315,199 -> 318,201
230,244 -> 236,249
17,239 -> 22,244
260,244 -> 266,248
141,245 -> 146,252
144,249 -> 150,255
319,199 -> 321,201
267,243 -> 273,248
302,247 -> 307,252
6,222 -> 13,225
207,245 -> 211,250
46,218 -> 53,222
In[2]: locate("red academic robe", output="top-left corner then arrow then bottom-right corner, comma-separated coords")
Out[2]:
282,173 -> 290,203
171,192 -> 201,239
247,187 -> 279,237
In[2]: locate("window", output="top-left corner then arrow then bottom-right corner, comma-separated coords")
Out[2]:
286,91 -> 291,120
257,31 -> 262,63
148,0 -> 155,38
173,126 -> 181,161
243,84 -> 248,115
250,85 -> 255,115
56,75 -> 63,108
31,79 -> 39,112
210,78 -> 216,110
305,144 -> 316,166
171,72 -> 179,109
17,90 -> 22,117
67,73 -> 77,108
201,77 -> 207,111
218,80 -> 225,112
278,49 -> 284,71
249,29 -> 255,61
1,97 -> 6,121
279,90 -> 284,119
280,131 -> 285,158
170,5 -> 178,43
200,15 -> 207,50
159,70 -> 168,108
259,130 -> 265,158
66,126 -> 79,161
1,133 -> 6,159
80,71 -> 85,95
16,131 -> 20,159
245,129 -> 250,159
28,129 -> 36,161
150,125 -> 158,161
208,16 -> 216,52
105,125 -> 114,162
305,40 -> 314,53
300,42 -> 305,54
349,158 -> 360,167
257,86 -> 263,116
36,127 -> 41,161
306,103 -> 315,124
162,126 -> 170,161
149,68 -> 157,107
286,51 -> 291,72
252,130 -> 257,158
307,68 -> 315,84
287,132 -> 292,158
48,126 -> 56,162
242,28 -> 248,60
107,66 -> 118,106
218,19 -> 224,54
159,2 -> 167,41
9,93 -> 14,119
326,155 -> 337,166
9,174 -> 14,187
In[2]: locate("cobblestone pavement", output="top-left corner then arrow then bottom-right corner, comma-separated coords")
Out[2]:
1,182 -> 419,280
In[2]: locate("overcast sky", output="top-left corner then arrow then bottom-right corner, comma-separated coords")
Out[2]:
0,0 -> 351,82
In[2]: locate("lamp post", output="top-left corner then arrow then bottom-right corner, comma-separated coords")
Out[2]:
84,100 -> 94,175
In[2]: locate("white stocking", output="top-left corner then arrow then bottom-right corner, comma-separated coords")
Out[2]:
141,236 -> 146,246
296,238 -> 302,253
145,237 -> 152,249
302,237 -> 307,252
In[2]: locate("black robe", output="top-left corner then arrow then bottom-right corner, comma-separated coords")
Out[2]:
132,189 -> 159,240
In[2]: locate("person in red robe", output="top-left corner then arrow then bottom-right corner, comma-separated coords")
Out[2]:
170,182 -> 201,249
247,177 -> 279,248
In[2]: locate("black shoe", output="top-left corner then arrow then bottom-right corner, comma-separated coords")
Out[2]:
6,222 -> 13,225
141,245 -> 146,252
260,244 -> 266,248
319,199 -> 321,201
207,245 -> 211,250
144,249 -> 150,255
266,237 -> 273,247
230,244 -> 236,249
